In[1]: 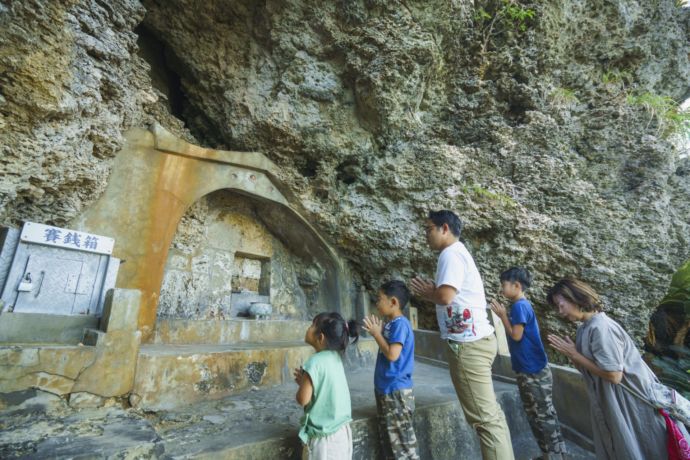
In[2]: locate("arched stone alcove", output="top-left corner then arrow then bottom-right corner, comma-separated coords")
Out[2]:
74,124 -> 351,341
158,189 -> 335,321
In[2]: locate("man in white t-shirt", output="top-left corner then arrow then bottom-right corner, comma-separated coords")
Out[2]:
411,210 -> 514,460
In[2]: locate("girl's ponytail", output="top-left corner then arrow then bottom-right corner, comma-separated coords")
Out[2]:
312,312 -> 359,353
346,319 -> 360,345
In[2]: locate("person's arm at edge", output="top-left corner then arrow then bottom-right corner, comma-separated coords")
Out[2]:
410,278 -> 457,305
547,334 -> 623,384
490,299 -> 524,341
570,351 -> 623,383
372,334 -> 403,362
363,315 -> 403,361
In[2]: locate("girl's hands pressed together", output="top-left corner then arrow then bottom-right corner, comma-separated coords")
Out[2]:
293,367 -> 305,385
294,366 -> 313,406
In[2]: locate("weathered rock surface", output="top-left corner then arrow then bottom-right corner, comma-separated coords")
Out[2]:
1,0 -> 689,344
0,0 -> 192,226
0,392 -> 162,459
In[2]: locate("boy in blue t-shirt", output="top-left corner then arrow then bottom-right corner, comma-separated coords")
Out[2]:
363,280 -> 419,460
490,267 -> 567,460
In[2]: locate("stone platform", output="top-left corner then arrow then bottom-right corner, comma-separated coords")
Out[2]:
0,360 -> 594,459
152,319 -> 313,344
132,339 -> 379,410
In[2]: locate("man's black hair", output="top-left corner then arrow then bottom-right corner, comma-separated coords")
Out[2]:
428,210 -> 463,237
379,280 -> 411,309
500,267 -> 533,290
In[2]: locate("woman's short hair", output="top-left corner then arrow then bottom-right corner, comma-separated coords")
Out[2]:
546,278 -> 603,313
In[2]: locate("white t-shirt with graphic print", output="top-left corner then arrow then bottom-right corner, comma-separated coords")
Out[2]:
434,241 -> 494,342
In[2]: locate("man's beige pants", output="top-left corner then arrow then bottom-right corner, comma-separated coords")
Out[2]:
447,334 -> 515,460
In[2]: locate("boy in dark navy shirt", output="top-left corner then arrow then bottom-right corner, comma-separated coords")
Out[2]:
363,280 -> 419,460
490,267 -> 566,460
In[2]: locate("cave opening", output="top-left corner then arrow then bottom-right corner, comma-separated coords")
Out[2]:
135,23 -> 188,124
299,159 -> 319,178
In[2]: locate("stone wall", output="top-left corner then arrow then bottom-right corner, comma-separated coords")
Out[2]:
0,289 -> 142,399
158,191 -> 320,320
1,0 -> 689,346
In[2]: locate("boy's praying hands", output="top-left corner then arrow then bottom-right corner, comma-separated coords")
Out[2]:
362,314 -> 383,337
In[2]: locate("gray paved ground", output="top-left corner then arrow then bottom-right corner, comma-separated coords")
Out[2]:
0,360 -> 594,459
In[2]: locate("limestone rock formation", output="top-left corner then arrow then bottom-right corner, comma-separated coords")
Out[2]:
2,0 -> 690,344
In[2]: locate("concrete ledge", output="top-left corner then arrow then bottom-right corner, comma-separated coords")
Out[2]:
175,399 -> 490,460
100,289 -> 141,332
0,345 -> 97,395
0,359 -> 594,459
132,339 -> 378,410
132,343 -> 316,411
0,313 -> 98,344
0,288 -> 142,399
153,318 -> 313,344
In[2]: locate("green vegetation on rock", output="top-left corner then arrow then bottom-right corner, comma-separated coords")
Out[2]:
473,0 -> 536,78
549,87 -> 578,109
474,0 -> 536,33
646,259 -> 690,397
659,259 -> 690,316
601,69 -> 633,87
463,184 -> 517,207
627,92 -> 690,138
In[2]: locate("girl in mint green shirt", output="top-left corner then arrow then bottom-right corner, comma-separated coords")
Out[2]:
294,312 -> 359,460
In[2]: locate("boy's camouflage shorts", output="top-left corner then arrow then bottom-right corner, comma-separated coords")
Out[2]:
375,388 -> 420,460
516,366 -> 567,457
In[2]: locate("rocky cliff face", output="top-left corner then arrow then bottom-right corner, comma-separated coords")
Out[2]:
0,0 -> 192,225
2,0 -> 689,344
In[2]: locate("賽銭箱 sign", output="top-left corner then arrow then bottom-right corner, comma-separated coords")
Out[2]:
19,222 -> 114,255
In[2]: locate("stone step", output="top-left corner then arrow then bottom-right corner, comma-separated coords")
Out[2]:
131,339 -> 379,410
0,343 -> 98,395
82,328 -> 105,346
152,318 -> 313,344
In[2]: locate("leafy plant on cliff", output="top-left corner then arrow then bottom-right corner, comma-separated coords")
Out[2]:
462,184 -> 516,207
657,259 -> 690,342
549,87 -> 578,109
645,259 -> 690,397
601,69 -> 633,87
627,92 -> 690,138
473,0 -> 536,79
646,259 -> 690,348
502,1 -> 536,31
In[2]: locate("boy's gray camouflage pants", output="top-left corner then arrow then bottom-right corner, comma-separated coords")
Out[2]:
516,366 -> 567,459
374,389 -> 420,460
